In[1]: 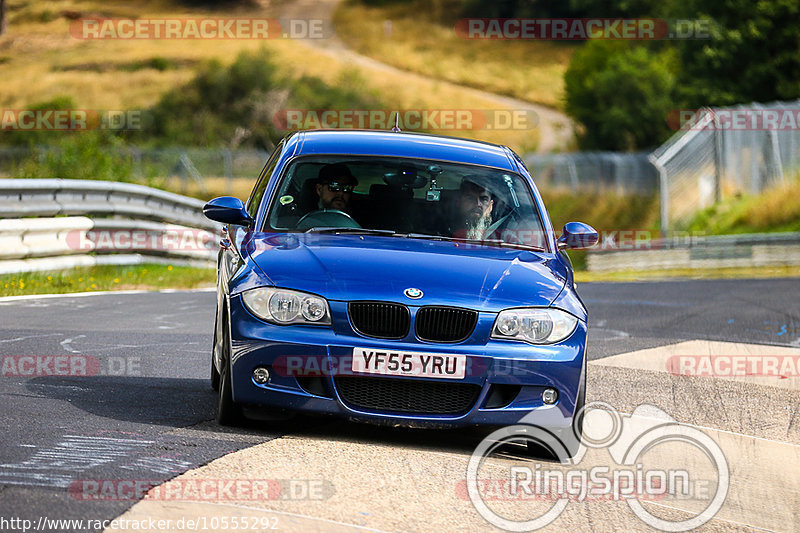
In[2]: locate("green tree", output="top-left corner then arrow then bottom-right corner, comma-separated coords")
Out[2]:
666,0 -> 800,106
565,40 -> 677,150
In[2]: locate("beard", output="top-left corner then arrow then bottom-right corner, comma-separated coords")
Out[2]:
464,213 -> 491,240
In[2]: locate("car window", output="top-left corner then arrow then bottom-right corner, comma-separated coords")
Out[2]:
265,155 -> 548,251
245,141 -> 283,218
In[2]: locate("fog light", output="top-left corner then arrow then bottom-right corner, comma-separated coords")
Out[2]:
542,388 -> 558,405
252,367 -> 270,384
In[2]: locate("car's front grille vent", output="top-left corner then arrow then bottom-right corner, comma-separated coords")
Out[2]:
349,302 -> 410,339
415,306 -> 478,343
334,376 -> 480,415
296,376 -> 332,398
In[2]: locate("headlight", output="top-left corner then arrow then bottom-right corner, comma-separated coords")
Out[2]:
491,308 -> 578,344
241,288 -> 331,326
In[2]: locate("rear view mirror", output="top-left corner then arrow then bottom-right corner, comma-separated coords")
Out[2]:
203,196 -> 254,226
557,222 -> 598,250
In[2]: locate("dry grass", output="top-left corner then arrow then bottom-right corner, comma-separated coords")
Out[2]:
740,179 -> 800,230
265,40 -> 540,152
333,2 -> 576,109
0,0 -> 540,152
542,189 -> 660,232
164,176 -> 257,201
685,173 -> 800,234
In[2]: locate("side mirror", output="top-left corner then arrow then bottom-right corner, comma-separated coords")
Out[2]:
203,196 -> 254,226
557,222 -> 598,250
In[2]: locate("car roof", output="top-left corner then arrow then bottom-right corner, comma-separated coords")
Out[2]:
291,130 -> 518,172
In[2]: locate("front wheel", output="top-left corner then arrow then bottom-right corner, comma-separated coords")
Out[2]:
211,357 -> 220,392
216,313 -> 245,426
210,316 -> 220,391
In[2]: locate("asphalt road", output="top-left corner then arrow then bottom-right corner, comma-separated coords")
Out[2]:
0,279 -> 797,532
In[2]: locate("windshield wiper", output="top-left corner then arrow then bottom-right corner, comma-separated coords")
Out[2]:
304,228 -> 544,251
398,232 -> 545,252
305,227 -> 398,235
400,232 -> 452,241
458,238 -> 545,252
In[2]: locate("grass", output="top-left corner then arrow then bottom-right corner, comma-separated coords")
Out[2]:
543,190 -> 660,233
0,264 -> 215,297
333,1 -> 575,109
683,174 -> 800,234
0,0 -> 540,153
575,265 -> 800,283
542,190 -> 661,270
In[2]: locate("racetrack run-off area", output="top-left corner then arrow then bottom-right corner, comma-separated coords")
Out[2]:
0,279 -> 797,531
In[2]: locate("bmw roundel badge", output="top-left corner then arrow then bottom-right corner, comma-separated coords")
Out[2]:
404,288 -> 423,299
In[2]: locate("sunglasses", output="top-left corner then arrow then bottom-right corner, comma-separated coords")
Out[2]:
324,181 -> 354,193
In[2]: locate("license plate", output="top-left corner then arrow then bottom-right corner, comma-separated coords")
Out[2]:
351,348 -> 466,379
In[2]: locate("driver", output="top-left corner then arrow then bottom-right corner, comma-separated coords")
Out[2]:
315,163 -> 358,212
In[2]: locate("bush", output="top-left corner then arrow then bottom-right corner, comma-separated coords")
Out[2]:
15,130 -> 138,181
2,96 -> 77,147
143,49 -> 384,149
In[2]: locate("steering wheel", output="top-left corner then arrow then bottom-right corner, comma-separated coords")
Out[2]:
295,209 -> 361,231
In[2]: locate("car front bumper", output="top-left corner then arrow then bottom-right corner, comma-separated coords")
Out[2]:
228,295 -> 587,430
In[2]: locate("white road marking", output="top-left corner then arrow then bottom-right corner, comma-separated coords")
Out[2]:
0,435 -> 154,487
0,287 -> 214,304
0,333 -> 62,344
60,335 -> 86,354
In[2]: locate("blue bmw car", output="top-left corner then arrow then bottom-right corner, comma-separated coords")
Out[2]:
203,129 -> 597,454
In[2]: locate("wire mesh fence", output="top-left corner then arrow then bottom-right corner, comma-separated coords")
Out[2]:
2,98 -> 797,233
523,152 -> 659,194
0,146 -> 270,182
652,99 -> 800,232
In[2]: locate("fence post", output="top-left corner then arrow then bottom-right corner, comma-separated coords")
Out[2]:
650,155 -> 669,237
713,121 -> 723,204
223,148 -> 233,195
769,128 -> 784,186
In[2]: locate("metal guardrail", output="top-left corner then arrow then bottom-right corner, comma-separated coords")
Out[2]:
587,232 -> 800,272
0,179 -> 216,229
0,179 -> 220,275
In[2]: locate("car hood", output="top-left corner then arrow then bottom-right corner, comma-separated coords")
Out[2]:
244,233 -> 567,312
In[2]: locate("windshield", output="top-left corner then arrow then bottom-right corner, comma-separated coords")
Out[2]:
265,155 -> 548,251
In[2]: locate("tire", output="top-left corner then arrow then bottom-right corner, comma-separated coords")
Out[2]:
210,316 -> 220,392
216,313 -> 245,426
211,356 -> 220,392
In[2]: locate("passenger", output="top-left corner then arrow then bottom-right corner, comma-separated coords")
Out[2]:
315,163 -> 358,212
450,178 -> 494,240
